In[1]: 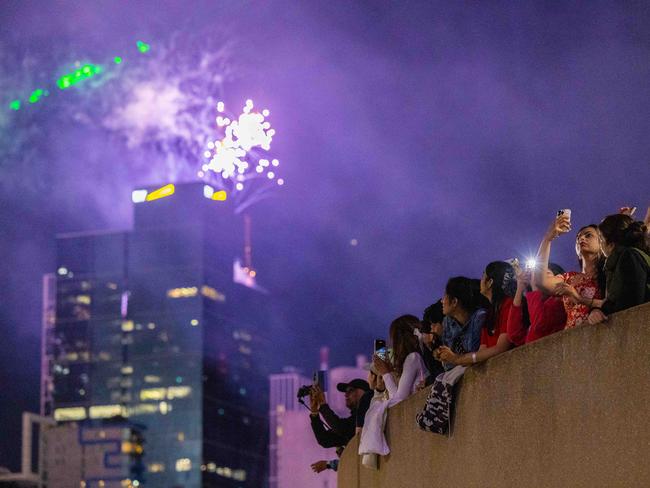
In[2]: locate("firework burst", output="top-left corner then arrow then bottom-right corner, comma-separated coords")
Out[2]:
201,99 -> 283,213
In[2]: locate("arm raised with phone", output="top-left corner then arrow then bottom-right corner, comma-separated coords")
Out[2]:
533,213 -> 571,294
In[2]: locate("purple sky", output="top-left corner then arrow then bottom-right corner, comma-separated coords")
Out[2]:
1,0 -> 650,470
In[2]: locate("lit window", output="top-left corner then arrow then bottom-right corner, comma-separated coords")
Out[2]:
121,321 -> 134,332
127,404 -> 158,416
276,426 -> 284,437
177,432 -> 185,442
190,319 -> 199,327
200,285 -> 226,302
140,388 -> 166,401
54,407 -> 86,421
175,458 -> 192,472
121,366 -> 134,375
121,442 -> 143,455
276,405 -> 285,413
89,404 -> 124,419
148,463 -> 165,473
144,375 -> 161,384
167,386 -> 191,399
145,183 -> 175,202
159,402 -> 171,414
76,295 -> 91,305
132,189 -> 148,203
167,287 -> 198,299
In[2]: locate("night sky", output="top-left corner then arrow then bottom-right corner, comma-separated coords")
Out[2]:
1,0 -> 650,470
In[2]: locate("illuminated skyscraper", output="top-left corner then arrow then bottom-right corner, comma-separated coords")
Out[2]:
43,182 -> 270,487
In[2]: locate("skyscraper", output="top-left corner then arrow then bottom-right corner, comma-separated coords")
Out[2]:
43,182 -> 271,487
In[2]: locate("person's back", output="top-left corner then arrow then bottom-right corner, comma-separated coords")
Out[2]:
598,214 -> 650,316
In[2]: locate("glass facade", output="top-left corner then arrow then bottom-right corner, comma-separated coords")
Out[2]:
46,183 -> 270,487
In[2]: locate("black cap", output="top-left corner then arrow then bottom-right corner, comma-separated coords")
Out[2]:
336,379 -> 370,393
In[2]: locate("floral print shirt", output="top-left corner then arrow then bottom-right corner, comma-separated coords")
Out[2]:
561,271 -> 601,328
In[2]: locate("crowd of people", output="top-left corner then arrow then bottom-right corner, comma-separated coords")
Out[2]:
307,207 -> 650,472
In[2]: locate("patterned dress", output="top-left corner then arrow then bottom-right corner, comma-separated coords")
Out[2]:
561,271 -> 601,328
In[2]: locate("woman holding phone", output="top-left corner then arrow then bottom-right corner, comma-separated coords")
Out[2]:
534,211 -> 606,328
372,314 -> 428,406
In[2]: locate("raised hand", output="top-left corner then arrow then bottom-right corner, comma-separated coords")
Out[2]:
619,206 -> 637,216
545,214 -> 571,241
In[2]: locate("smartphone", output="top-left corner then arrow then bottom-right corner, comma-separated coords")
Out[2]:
557,209 -> 572,220
374,339 -> 386,352
375,347 -> 390,362
314,370 -> 328,392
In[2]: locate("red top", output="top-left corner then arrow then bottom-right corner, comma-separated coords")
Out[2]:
561,272 -> 601,329
481,296 -> 513,348
507,291 -> 567,346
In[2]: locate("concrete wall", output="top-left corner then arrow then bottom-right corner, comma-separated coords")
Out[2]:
339,302 -> 650,488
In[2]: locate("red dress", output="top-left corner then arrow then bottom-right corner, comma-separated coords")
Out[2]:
507,291 -> 567,345
481,297 -> 513,348
561,272 -> 601,329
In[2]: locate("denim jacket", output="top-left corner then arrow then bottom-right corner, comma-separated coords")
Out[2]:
441,308 -> 487,369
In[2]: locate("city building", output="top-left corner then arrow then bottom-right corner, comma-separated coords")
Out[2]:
0,412 -> 143,488
44,420 -> 145,488
42,182 -> 272,487
269,355 -> 368,488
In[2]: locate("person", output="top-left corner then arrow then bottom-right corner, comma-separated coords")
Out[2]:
586,214 -> 650,324
419,301 -> 445,382
372,315 -> 428,406
356,368 -> 390,469
434,277 -> 487,368
439,261 -> 515,366
534,214 -> 605,328
309,379 -> 370,449
416,277 -> 487,435
507,262 -> 567,345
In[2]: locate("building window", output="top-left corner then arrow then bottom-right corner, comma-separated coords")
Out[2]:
148,463 -> 165,473
175,458 -> 192,472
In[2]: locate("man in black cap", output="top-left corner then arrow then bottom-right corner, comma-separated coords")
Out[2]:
309,378 -> 371,449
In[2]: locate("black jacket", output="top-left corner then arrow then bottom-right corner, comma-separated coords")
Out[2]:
310,404 -> 356,448
601,246 -> 650,315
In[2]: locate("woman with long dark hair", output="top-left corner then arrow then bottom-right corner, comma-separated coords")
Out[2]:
586,214 -> 650,324
438,262 -> 515,366
372,314 -> 428,406
534,214 -> 606,328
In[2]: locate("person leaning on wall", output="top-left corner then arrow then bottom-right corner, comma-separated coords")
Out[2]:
586,213 -> 650,325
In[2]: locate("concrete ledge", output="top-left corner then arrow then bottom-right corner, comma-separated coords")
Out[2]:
339,302 -> 650,488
